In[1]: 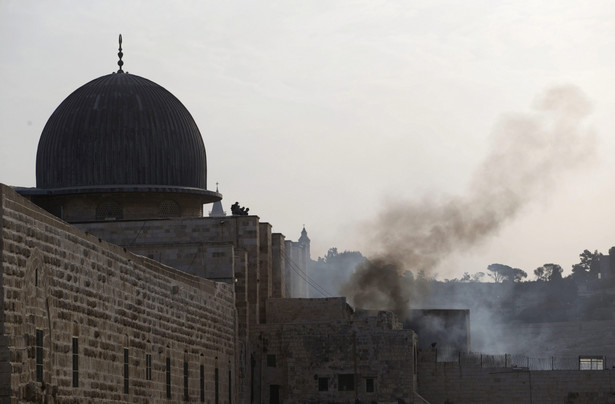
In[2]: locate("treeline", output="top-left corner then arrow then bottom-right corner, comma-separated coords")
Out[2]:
443,249 -> 602,284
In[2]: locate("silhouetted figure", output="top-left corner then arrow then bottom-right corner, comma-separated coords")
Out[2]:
231,202 -> 249,216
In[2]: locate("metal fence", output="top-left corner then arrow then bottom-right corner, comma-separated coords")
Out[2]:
420,348 -> 613,371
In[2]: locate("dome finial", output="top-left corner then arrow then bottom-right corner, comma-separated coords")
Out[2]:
117,34 -> 124,73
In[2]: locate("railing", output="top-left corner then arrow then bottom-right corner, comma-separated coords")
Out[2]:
419,348 -> 612,371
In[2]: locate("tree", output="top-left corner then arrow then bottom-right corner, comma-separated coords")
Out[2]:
487,263 -> 527,283
534,263 -> 563,282
312,247 -> 366,295
571,249 -> 599,279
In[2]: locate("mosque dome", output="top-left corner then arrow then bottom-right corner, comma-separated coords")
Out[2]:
17,36 -> 221,222
36,72 -> 210,194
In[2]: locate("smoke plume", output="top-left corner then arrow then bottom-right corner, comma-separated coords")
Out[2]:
342,85 -> 596,317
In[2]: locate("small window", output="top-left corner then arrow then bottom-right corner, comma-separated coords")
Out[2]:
166,357 -> 172,398
160,200 -> 180,218
365,378 -> 375,393
580,356 -> 604,370
267,354 -> 276,367
145,354 -> 152,381
200,365 -> 205,402
338,374 -> 354,391
35,329 -> 43,383
72,337 -> 79,387
215,368 -> 219,404
228,370 -> 232,404
124,348 -> 129,394
318,377 -> 329,392
184,361 -> 189,401
96,201 -> 123,221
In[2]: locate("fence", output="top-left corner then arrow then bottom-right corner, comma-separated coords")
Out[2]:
419,348 -> 614,371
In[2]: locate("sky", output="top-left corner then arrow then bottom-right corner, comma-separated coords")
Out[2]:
2,0 -> 615,280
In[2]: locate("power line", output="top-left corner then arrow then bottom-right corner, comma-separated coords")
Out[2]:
282,250 -> 332,297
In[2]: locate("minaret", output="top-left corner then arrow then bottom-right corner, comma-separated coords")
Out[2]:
209,183 -> 226,217
298,226 -> 311,297
298,225 -> 311,261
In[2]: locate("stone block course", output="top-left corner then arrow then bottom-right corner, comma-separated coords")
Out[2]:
1,185 -> 237,403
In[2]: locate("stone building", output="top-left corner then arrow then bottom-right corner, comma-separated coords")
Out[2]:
253,298 -> 417,403
1,39 -> 418,403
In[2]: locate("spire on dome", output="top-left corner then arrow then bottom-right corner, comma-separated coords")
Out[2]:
117,34 -> 124,73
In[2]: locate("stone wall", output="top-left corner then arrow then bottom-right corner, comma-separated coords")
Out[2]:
252,317 -> 417,404
1,185 -> 237,403
266,297 -> 353,324
30,192 -> 205,222
271,234 -> 285,299
74,217 -> 239,281
418,353 -> 615,404
258,223 -> 272,324
76,215 -> 282,329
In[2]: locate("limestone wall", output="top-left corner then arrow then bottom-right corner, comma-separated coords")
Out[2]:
252,320 -> 417,404
271,234 -> 285,299
265,297 -> 352,324
418,355 -> 615,404
77,215 -> 264,328
1,185 -> 236,403
74,217 -> 238,280
258,223 -> 272,324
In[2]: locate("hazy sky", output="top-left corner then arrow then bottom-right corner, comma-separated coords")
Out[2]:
2,0 -> 615,279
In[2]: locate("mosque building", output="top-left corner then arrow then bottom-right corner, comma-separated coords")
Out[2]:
1,37 -> 417,403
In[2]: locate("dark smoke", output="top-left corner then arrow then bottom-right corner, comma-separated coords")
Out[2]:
342,85 -> 596,317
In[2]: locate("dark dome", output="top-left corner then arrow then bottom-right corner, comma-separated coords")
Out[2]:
36,72 -> 208,192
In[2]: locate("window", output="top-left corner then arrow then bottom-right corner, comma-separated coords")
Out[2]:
183,361 -> 189,401
145,354 -> 152,381
35,329 -> 43,383
267,354 -> 276,367
365,378 -> 375,393
72,337 -> 79,387
159,200 -> 180,218
228,370 -> 232,404
166,357 -> 171,398
200,365 -> 205,402
215,368 -> 219,404
338,374 -> 354,391
269,385 -> 280,404
123,348 -> 129,394
96,201 -> 123,221
318,377 -> 329,392
580,356 -> 604,370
